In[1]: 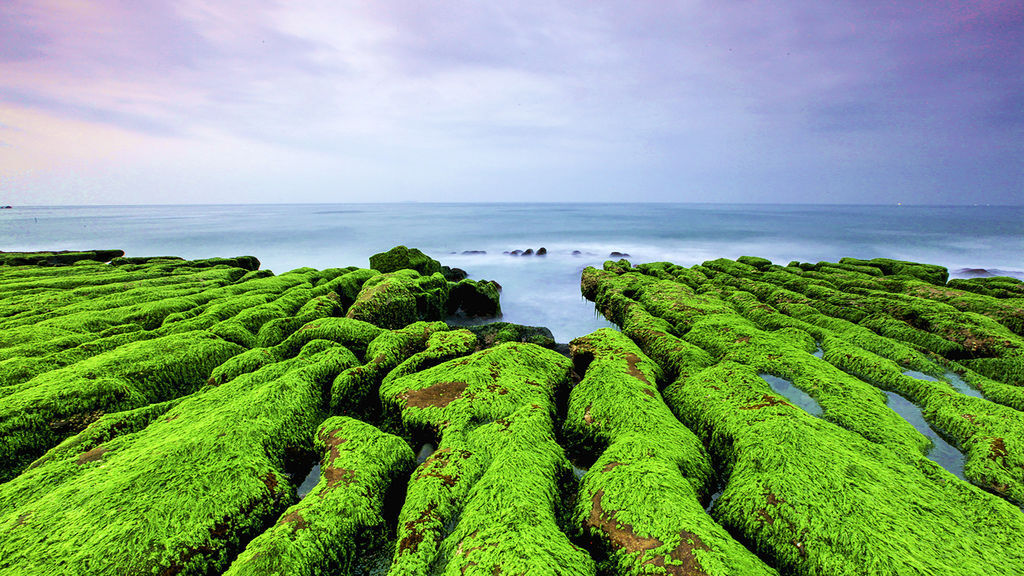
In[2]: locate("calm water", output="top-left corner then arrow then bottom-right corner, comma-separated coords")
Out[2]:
2,203 -> 1021,341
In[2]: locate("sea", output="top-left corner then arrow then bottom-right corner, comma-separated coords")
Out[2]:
1,203 -> 1021,343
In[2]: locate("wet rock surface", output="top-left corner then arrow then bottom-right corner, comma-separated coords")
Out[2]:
0,249 -> 1022,575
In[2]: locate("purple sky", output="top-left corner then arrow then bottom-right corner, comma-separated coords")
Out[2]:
1,1 -> 1021,204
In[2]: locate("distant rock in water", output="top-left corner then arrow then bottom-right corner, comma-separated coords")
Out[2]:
0,205 -> 12,209
956,268 -> 1024,280
504,248 -> 545,257
572,250 -> 583,256
609,251 -> 630,258
461,250 -> 487,255
956,268 -> 992,277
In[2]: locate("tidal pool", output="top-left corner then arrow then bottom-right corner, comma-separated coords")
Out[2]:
884,390 -> 966,479
759,373 -> 823,417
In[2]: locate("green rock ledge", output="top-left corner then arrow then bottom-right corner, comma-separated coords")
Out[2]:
0,248 -> 1021,575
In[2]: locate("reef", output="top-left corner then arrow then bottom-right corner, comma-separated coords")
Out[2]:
0,248 -> 1021,575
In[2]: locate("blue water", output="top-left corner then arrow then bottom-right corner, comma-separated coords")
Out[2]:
904,370 -> 985,399
2,203 -> 1021,341
759,373 -> 824,417
884,390 -> 966,479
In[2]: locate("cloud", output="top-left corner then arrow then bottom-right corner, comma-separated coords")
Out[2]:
1,1 -> 1020,204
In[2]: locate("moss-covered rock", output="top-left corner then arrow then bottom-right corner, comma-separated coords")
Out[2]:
380,343 -> 595,575
0,250 -> 125,266
370,246 -> 443,276
0,330 -> 243,481
460,321 -> 557,349
582,256 -> 1024,575
447,278 -> 501,317
223,416 -> 416,576
0,342 -> 358,575
566,329 -> 774,576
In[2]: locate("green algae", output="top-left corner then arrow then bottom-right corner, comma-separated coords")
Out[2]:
565,329 -> 774,576
0,341 -> 357,575
0,330 -> 243,481
380,343 -> 595,575
583,256 -> 1024,574
223,416 -> 416,576
0,249 -> 125,266
459,321 -> 557,349
2,246 -> 1021,572
210,317 -> 384,387
447,278 -> 501,318
666,361 -> 1024,576
330,321 -> 452,415
370,245 -> 443,276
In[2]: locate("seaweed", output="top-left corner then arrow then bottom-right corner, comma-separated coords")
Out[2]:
223,416 -> 416,576
565,329 -> 774,576
380,343 -> 595,575
582,257 -> 1024,574
0,341 -> 357,575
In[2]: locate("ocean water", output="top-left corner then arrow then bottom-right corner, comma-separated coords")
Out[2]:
1,203 -> 1021,342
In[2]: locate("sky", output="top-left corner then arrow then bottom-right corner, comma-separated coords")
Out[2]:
0,1 -> 1021,205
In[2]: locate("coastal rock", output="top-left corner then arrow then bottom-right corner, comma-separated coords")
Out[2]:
447,279 -> 501,318
369,245 -> 442,276
379,343 -> 594,575
223,417 -> 415,576
609,251 -> 630,258
461,250 -> 487,255
0,249 -> 126,266
565,329 -> 772,575
461,322 -> 556,349
345,271 -> 449,330
441,265 -> 467,281
581,254 -> 1024,574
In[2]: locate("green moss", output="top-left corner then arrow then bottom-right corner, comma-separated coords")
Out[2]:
370,246 -> 443,276
447,279 -> 501,317
223,416 -> 416,576
839,257 -> 949,284
947,276 -> 1024,299
566,329 -> 773,576
460,321 -> 557,349
210,317 -> 384,386
0,342 -> 359,575
663,362 -> 1024,576
346,271 -> 452,330
381,343 -> 593,575
330,321 -> 451,415
0,250 -> 125,266
0,331 -> 244,481
582,255 -> 1024,573
736,256 -> 773,270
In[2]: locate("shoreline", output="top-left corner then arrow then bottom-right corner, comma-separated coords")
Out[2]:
0,246 -> 1022,574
